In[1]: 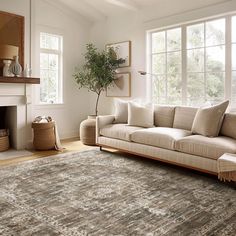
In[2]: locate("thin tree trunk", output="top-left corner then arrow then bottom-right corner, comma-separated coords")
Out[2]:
95,91 -> 101,116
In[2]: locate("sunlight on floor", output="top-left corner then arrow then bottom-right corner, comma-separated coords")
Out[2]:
0,138 -> 96,167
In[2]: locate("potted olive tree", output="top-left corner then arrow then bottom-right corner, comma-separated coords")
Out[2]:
73,43 -> 124,145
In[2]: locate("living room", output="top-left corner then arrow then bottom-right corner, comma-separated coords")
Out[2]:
0,0 -> 235,235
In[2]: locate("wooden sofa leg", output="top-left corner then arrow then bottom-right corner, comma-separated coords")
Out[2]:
100,146 -> 103,151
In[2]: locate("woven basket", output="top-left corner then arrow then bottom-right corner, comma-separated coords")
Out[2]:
0,136 -> 10,152
32,121 -> 56,150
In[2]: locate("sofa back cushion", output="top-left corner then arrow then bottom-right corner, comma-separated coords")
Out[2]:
154,105 -> 175,127
113,99 -> 128,123
173,106 -> 198,130
220,113 -> 236,139
128,102 -> 154,128
192,100 -> 229,137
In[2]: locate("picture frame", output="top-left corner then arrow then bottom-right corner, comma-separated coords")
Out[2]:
106,72 -> 131,97
106,40 -> 131,68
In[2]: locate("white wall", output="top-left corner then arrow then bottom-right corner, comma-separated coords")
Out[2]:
31,0 -> 92,139
90,0 -> 236,115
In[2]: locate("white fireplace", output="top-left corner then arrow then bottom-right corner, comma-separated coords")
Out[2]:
0,83 -> 33,150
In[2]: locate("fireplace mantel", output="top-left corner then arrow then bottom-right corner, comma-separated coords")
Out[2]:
0,76 -> 40,84
0,79 -> 39,150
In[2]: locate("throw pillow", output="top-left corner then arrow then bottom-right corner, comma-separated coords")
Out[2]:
220,113 -> 236,139
191,100 -> 229,137
128,102 -> 154,128
113,99 -> 128,123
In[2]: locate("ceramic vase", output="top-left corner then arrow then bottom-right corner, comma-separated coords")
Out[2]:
9,56 -> 22,77
3,60 -> 13,77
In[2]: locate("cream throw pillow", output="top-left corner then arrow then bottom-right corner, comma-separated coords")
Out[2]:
128,102 -> 154,128
114,99 -> 128,123
191,100 -> 229,137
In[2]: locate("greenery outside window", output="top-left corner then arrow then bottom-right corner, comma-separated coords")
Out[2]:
149,15 -> 235,108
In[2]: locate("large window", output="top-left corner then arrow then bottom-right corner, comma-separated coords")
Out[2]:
149,15 -> 235,108
40,32 -> 63,104
152,28 -> 182,104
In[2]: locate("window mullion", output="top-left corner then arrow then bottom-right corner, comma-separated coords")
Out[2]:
225,15 -> 232,102
204,22 -> 207,102
182,25 -> 187,105
165,31 -> 168,104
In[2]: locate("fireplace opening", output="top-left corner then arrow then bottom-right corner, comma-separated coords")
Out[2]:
0,106 -> 17,150
0,107 -> 7,129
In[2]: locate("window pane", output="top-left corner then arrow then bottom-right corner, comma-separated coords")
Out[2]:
167,52 -> 181,74
167,28 -> 181,51
206,46 -> 225,72
206,72 -> 224,102
152,53 -> 166,74
152,75 -> 166,104
187,73 -> 205,105
49,54 -> 59,70
167,74 -> 182,105
232,44 -> 236,70
40,69 -> 49,103
48,70 -> 58,103
232,71 -> 236,104
152,31 -> 165,53
232,16 -> 236,43
40,53 -> 48,69
187,48 -> 204,72
187,23 -> 204,49
40,32 -> 59,50
206,18 -> 225,46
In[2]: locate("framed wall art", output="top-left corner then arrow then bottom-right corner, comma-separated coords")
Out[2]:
106,72 -> 131,97
106,40 -> 131,68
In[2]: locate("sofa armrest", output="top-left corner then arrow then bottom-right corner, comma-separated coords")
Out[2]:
96,115 -> 115,143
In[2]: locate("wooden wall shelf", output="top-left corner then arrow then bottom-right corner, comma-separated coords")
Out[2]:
0,76 -> 40,84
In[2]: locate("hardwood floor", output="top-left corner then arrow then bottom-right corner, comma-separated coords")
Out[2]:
0,138 -> 95,167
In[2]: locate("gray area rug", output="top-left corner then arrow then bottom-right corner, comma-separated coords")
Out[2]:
0,149 -> 235,236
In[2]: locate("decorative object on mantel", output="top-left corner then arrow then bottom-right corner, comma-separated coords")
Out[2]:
0,11 -> 25,74
73,43 -> 125,145
9,55 -> 22,77
23,64 -> 32,77
0,129 -> 9,152
0,44 -> 19,76
32,116 -> 63,151
106,41 -> 131,68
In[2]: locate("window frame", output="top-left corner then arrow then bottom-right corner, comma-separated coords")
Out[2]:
147,13 -> 235,109
34,26 -> 64,106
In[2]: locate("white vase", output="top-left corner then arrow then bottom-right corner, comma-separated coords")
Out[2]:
3,60 -> 13,77
9,56 -> 22,77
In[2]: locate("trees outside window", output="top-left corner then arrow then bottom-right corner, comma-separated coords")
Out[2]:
149,15 -> 235,108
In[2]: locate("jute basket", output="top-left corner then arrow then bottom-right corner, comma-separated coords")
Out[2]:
0,136 -> 10,152
32,121 -> 56,150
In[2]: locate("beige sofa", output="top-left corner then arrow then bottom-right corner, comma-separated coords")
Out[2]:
96,105 -> 236,175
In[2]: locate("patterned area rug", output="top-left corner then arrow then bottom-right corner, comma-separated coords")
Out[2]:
0,149 -> 235,236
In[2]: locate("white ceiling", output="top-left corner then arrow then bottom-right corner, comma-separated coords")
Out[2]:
55,0 -> 232,23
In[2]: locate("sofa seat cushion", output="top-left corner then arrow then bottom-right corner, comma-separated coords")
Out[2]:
175,135 -> 236,160
131,127 -> 192,150
100,124 -> 144,141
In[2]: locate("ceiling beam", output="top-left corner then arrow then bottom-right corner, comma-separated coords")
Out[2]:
105,0 -> 139,11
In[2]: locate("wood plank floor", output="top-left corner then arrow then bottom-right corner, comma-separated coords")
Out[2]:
0,138 -> 95,167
